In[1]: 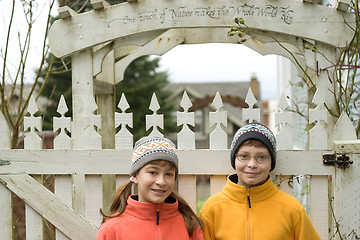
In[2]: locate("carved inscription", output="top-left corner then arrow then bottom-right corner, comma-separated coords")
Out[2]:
107,4 -> 294,28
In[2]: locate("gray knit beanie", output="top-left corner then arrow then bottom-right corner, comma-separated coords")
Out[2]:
130,136 -> 178,175
230,122 -> 277,171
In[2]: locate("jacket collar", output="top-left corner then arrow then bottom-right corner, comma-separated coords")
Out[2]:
223,174 -> 278,203
125,195 -> 179,221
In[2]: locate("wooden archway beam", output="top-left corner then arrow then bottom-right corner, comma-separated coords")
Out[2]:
49,0 -> 354,58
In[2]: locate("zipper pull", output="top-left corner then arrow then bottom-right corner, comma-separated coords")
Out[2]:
247,190 -> 251,208
156,205 -> 160,225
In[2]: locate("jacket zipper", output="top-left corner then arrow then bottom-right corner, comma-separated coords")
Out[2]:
156,204 -> 160,225
155,204 -> 161,239
247,189 -> 252,240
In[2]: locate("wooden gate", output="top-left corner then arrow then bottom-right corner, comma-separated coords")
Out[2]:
1,0 -> 359,239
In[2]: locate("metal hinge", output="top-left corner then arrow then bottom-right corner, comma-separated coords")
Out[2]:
0,159 -> 10,166
323,153 -> 353,169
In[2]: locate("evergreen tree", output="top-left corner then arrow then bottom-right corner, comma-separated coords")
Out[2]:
39,55 -> 178,141
117,56 -> 178,141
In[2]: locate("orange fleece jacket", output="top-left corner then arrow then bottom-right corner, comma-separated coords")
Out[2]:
97,195 -> 204,240
199,174 -> 321,240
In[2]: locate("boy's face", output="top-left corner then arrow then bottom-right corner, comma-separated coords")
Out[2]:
235,144 -> 271,188
133,160 -> 176,203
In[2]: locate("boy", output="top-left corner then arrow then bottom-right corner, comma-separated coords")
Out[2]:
199,122 -> 321,240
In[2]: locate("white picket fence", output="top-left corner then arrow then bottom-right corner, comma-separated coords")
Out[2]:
1,0 -> 359,239
0,87 -> 359,239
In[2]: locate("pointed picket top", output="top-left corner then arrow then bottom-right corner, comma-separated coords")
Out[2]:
115,93 -> 133,149
242,88 -> 260,123
332,112 -> 357,141
278,92 -> 289,111
211,91 -> 224,110
146,93 -> 163,137
177,91 -> 195,150
118,93 -> 130,112
53,95 -> 72,149
245,88 -> 257,108
27,96 -> 39,115
275,92 -> 293,150
24,96 -> 42,149
209,92 -> 227,150
24,96 -> 42,132
180,90 -> 192,111
57,95 -> 69,115
149,93 -> 161,112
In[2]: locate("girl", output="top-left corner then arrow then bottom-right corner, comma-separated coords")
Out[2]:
97,136 -> 204,240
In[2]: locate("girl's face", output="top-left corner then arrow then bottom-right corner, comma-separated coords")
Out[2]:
133,160 -> 176,204
235,145 -> 271,188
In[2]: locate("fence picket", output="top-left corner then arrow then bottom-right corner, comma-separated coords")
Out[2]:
209,92 -> 227,150
177,91 -> 195,150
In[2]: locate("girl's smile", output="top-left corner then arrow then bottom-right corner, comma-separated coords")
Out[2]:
133,161 -> 176,204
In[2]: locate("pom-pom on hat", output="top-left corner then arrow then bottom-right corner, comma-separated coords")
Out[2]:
130,136 -> 178,176
230,122 -> 277,171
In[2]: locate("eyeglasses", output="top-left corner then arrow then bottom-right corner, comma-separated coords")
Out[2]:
235,153 -> 270,164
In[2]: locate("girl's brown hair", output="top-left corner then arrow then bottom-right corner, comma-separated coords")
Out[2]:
100,161 -> 204,237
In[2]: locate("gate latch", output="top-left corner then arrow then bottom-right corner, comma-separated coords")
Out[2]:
323,153 -> 353,169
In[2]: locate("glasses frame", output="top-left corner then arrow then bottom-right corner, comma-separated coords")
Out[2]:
235,153 -> 271,164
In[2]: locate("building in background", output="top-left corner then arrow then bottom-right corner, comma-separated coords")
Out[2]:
167,74 -> 262,148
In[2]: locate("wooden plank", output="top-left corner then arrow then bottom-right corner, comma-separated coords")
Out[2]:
309,175 -> 329,240
72,173 -> 86,216
0,174 -> 97,240
178,175 -> 197,212
26,175 -> 43,240
54,175 -> 72,240
334,153 -> 360,238
0,150 -> 334,175
85,175 -> 103,228
48,0 -> 354,57
210,175 -> 226,196
0,183 -> 12,239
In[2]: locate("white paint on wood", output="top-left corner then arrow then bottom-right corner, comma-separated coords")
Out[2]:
210,175 -> 227,196
178,175 -> 197,212
209,92 -> 227,150
0,183 -> 12,239
114,31 -> 184,83
276,93 -> 293,150
72,50 -> 102,150
115,94 -> 133,149
72,173 -> 86,217
54,95 -> 72,150
0,112 -> 11,149
48,0 -> 354,57
24,96 -> 42,150
0,174 -> 97,240
54,175 -> 72,240
334,153 -> 360,239
177,91 -> 195,150
0,149 -> 334,175
85,175 -> 103,228
309,176 -> 329,240
243,88 -> 260,123
146,93 -> 164,137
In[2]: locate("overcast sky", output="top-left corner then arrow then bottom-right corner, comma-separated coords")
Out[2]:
1,1 -> 278,100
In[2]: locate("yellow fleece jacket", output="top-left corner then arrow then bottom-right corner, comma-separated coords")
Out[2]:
199,174 -> 321,240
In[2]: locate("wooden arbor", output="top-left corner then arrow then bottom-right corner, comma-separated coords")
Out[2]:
0,0 -> 355,239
